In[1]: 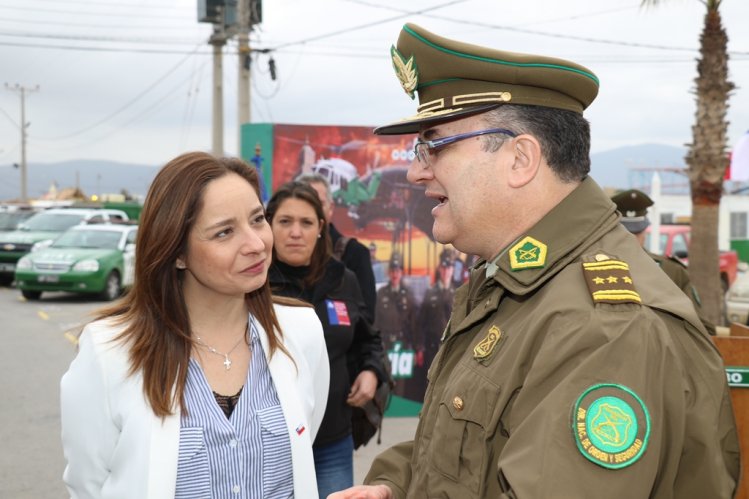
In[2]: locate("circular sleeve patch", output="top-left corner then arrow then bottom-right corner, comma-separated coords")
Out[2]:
571,383 -> 650,469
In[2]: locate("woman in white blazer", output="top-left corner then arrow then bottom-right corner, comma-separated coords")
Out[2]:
60,152 -> 329,499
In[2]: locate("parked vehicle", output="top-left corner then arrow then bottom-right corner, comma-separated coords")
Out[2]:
0,205 -> 38,233
0,208 -> 129,286
726,269 -> 749,325
645,224 -> 740,292
14,224 -> 137,301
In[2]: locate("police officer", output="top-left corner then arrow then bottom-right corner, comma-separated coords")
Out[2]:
612,189 -> 716,335
374,253 -> 416,398
331,23 -> 739,499
412,251 -> 455,399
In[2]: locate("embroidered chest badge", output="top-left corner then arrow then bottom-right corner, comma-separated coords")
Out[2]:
572,383 -> 650,469
582,253 -> 641,304
391,45 -> 418,99
509,236 -> 547,271
326,300 -> 351,326
473,325 -> 502,360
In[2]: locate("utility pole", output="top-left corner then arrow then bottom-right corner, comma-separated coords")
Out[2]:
5,83 -> 39,201
237,0 -> 251,143
209,12 -> 227,157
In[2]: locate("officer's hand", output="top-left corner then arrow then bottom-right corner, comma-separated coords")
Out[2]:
346,370 -> 378,407
327,484 -> 393,499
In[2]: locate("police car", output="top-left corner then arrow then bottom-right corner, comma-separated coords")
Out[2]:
14,223 -> 137,301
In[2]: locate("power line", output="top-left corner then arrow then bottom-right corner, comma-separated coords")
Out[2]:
31,45 -> 203,141
0,29 -> 202,46
0,0 -> 195,10
343,1 -> 749,56
0,4 -> 193,19
0,39 -> 213,54
0,16 -> 211,31
272,0 -> 469,50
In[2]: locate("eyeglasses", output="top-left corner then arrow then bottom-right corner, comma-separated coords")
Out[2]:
413,127 -> 517,167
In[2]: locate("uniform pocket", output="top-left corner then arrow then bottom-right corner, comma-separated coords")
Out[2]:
430,363 -> 501,495
175,426 -> 211,499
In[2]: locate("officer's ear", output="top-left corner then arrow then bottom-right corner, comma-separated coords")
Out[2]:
507,134 -> 541,189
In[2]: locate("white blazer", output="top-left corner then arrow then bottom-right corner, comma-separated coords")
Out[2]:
60,304 -> 329,499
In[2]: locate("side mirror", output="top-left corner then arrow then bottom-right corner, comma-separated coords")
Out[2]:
124,243 -> 136,253
674,250 -> 688,259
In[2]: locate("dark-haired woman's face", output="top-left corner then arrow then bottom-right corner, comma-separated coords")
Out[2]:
270,197 -> 322,267
178,173 -> 273,300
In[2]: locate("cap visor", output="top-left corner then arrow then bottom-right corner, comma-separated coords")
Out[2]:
374,103 -> 501,135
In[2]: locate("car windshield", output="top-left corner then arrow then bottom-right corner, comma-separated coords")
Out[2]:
0,212 -> 32,231
52,230 -> 122,250
20,213 -> 86,232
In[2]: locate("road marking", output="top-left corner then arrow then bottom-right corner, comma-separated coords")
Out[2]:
37,310 -> 50,320
64,332 -> 79,346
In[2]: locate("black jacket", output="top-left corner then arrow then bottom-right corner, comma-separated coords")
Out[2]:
330,223 -> 377,322
269,258 -> 386,446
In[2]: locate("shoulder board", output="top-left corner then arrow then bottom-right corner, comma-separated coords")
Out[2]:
581,253 -> 641,305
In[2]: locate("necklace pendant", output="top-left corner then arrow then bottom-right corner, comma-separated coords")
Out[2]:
223,356 -> 232,370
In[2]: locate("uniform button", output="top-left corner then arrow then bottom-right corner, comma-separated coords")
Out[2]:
229,439 -> 237,448
485,299 -> 491,307
595,253 -> 610,262
453,396 -> 464,411
232,485 -> 241,494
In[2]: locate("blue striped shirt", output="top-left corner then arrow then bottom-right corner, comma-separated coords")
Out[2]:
175,318 -> 293,498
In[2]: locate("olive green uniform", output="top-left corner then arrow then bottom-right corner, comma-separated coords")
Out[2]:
364,177 -> 739,498
648,251 -> 716,335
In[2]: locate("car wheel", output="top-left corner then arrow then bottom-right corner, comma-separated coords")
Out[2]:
21,290 -> 42,300
101,271 -> 121,301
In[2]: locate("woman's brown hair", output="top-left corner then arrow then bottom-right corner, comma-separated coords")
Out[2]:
96,152 -> 289,418
265,181 -> 332,286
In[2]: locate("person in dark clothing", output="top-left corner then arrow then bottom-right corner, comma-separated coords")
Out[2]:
297,172 -> 377,321
374,253 -> 417,399
412,252 -> 455,399
266,181 -> 386,499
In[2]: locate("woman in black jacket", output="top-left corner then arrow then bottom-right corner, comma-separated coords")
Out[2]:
265,181 -> 386,499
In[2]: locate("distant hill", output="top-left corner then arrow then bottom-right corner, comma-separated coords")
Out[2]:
590,143 -> 687,190
0,159 -> 159,201
0,144 -> 691,202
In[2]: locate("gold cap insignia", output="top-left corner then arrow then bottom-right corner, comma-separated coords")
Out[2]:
391,45 -> 418,100
509,236 -> 548,271
473,325 -> 502,359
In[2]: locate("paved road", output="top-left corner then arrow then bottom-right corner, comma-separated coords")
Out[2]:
0,287 -> 93,498
0,286 -> 418,497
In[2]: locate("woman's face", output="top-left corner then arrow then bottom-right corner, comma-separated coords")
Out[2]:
270,197 -> 323,267
178,172 -> 273,300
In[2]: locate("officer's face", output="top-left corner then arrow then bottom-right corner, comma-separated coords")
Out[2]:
408,113 -> 513,259
270,197 -> 323,267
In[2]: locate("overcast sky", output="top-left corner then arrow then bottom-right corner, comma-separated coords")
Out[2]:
0,0 -> 747,168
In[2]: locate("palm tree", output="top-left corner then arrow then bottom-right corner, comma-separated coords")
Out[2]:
642,0 -> 734,326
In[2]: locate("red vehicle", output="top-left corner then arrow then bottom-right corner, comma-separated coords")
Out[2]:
645,224 -> 739,292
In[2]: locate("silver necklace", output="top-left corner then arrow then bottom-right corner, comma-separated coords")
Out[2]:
195,323 -> 249,371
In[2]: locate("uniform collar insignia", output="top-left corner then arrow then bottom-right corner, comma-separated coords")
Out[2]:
391,45 -> 418,100
509,236 -> 548,271
473,325 -> 502,360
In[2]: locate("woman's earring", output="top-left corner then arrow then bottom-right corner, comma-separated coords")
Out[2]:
176,261 -> 186,270
317,233 -> 322,239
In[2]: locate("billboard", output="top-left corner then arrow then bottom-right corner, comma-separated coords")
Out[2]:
242,123 -> 470,415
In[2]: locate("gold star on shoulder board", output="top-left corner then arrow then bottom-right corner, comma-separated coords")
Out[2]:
582,256 -> 641,305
